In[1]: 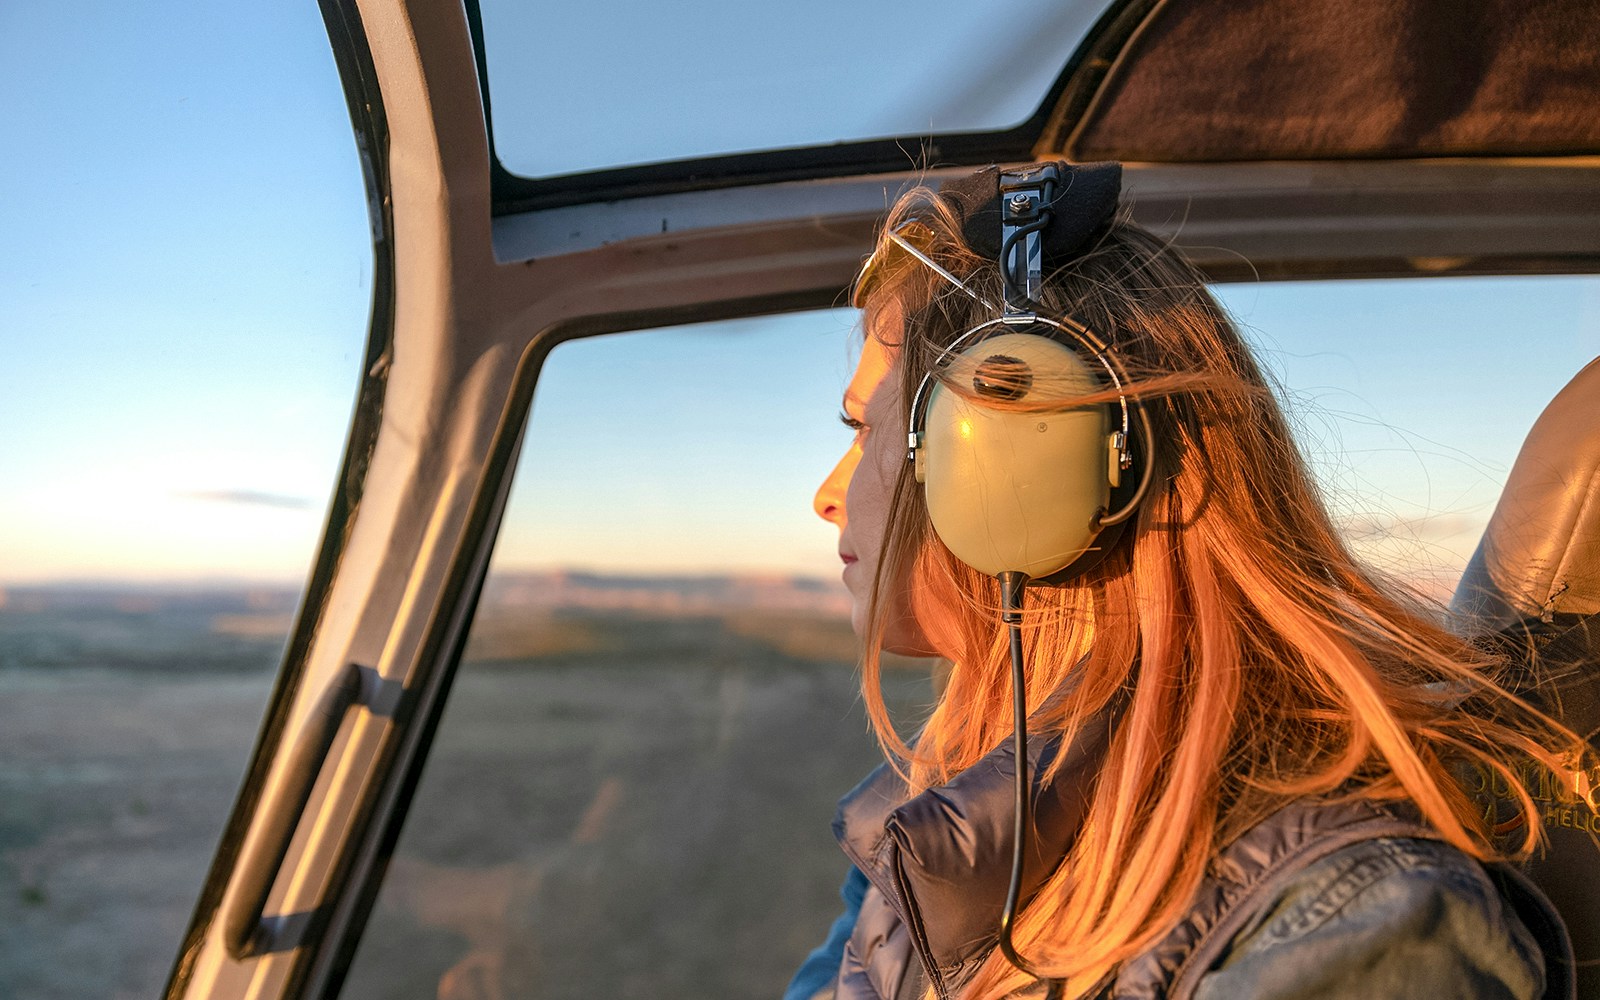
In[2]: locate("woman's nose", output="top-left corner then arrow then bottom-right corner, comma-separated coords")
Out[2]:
814,449 -> 855,526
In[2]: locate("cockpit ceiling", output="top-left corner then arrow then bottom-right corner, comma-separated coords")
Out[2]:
1059,0 -> 1600,162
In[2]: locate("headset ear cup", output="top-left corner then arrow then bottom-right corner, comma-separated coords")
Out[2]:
1032,416 -> 1146,582
919,332 -> 1114,578
1032,517 -> 1129,586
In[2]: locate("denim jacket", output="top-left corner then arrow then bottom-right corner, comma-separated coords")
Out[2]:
787,737 -> 1573,1000
1187,835 -> 1549,999
787,836 -> 1555,1000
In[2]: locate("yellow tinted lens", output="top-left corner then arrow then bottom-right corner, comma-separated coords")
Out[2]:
852,220 -> 938,308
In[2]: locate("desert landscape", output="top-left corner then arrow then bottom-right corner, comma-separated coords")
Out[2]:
0,575 -> 927,1000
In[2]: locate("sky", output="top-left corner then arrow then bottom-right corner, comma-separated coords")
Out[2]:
2,1 -> 1597,591
0,2 -> 369,583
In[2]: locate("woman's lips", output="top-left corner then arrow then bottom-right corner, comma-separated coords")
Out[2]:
840,552 -> 859,565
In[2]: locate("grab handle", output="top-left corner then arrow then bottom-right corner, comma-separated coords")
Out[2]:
224,662 -> 366,959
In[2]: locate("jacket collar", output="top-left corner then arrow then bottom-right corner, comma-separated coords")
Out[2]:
832,710 -> 1114,989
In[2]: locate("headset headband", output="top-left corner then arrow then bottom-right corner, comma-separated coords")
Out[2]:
939,161 -> 1122,277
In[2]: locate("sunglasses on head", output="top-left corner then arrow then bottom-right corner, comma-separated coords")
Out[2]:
852,221 -> 998,312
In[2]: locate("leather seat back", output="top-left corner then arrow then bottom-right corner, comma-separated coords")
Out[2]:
1452,357 -> 1600,995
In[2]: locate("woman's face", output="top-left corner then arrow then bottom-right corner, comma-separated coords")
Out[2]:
813,330 -> 936,655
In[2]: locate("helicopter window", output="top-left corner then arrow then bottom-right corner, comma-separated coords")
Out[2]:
475,0 -> 1115,178
1211,274 -> 1600,599
336,275 -> 1598,997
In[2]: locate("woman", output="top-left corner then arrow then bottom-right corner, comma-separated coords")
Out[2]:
797,161 -> 1579,1000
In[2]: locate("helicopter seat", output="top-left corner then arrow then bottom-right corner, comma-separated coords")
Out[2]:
1451,356 -> 1600,996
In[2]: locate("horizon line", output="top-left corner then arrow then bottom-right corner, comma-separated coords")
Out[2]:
0,565 -> 845,591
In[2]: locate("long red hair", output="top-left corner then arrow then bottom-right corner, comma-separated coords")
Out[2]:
854,186 -> 1581,998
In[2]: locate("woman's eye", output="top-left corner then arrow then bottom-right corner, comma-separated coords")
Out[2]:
839,411 -> 867,434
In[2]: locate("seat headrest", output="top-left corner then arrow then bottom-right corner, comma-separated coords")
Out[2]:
1452,357 -> 1600,632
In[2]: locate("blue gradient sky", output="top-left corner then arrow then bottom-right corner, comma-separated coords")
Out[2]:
3,2 -> 1597,588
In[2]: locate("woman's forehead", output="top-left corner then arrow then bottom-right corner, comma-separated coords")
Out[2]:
843,334 -> 898,417
842,300 -> 907,416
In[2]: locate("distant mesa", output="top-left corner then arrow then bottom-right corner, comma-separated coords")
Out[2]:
483,570 -> 852,616
0,583 -> 302,616
0,570 -> 851,619
212,613 -> 298,638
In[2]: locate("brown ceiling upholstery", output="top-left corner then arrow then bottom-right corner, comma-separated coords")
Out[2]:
1060,0 -> 1600,161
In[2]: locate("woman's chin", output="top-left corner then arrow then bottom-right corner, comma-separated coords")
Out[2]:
876,617 -> 942,659
849,608 -> 927,657
845,584 -> 942,657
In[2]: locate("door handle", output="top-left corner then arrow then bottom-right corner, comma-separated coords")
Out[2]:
223,662 -> 366,960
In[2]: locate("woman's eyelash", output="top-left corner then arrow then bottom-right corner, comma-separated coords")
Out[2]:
839,411 -> 866,432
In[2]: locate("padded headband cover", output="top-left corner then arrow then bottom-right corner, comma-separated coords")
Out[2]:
938,161 -> 1123,262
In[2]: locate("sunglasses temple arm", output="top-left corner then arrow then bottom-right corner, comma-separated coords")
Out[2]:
885,231 -> 1002,313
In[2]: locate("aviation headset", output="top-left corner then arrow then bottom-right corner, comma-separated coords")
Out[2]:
890,161 -> 1155,584
860,161 -> 1155,989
